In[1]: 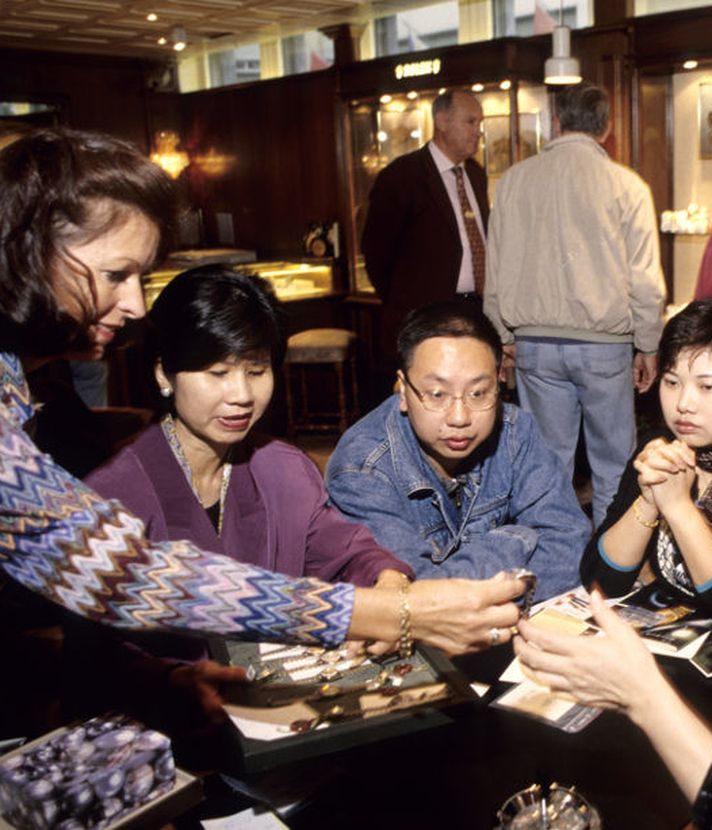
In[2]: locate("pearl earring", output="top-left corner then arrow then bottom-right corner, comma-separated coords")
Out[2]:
160,388 -> 172,398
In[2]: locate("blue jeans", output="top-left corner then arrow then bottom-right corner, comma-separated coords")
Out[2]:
515,339 -> 635,527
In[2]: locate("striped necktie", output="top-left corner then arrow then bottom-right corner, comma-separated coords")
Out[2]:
452,166 -> 485,295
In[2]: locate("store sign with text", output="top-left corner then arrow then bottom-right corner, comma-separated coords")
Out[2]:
394,58 -> 442,80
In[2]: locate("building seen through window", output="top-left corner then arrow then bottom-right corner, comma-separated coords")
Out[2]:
282,31 -> 334,76
208,43 -> 261,87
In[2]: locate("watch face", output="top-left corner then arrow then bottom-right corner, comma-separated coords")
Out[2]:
310,237 -> 328,257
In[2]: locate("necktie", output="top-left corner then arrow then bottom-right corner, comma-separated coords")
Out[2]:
452,166 -> 486,295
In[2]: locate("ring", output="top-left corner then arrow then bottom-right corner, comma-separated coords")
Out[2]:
488,627 -> 501,646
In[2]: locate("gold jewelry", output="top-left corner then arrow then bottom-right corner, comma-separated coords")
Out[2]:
161,414 -> 232,535
633,495 -> 659,529
398,578 -> 413,659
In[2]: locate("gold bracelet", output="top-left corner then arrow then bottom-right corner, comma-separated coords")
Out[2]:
633,495 -> 659,529
398,578 -> 414,658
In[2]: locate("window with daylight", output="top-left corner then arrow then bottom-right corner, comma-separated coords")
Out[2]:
281,31 -> 335,76
635,0 -> 712,14
208,43 -> 261,87
493,0 -> 592,38
374,1 -> 458,57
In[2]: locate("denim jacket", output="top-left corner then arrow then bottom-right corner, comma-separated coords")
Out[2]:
326,396 -> 589,601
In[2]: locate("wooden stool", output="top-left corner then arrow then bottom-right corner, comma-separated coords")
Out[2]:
283,328 -> 359,437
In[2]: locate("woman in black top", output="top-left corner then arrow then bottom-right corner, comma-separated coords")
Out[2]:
581,301 -> 712,608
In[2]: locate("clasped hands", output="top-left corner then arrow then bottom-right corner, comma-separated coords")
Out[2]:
634,437 -> 697,517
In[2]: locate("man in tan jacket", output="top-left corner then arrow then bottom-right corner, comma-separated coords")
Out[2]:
484,81 -> 666,526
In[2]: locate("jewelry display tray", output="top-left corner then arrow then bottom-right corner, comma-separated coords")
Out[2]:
210,639 -> 477,772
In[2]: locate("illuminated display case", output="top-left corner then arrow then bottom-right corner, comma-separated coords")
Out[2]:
347,80 -> 551,295
144,259 -> 335,310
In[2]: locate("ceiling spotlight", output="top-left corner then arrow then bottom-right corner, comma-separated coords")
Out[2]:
407,91 -> 418,100
471,83 -> 484,92
146,12 -> 157,22
170,26 -> 187,51
683,60 -> 699,70
379,94 -> 392,104
157,35 -> 167,45
499,80 -> 512,91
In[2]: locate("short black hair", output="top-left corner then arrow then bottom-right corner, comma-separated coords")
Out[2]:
659,300 -> 712,376
554,81 -> 609,136
0,127 -> 177,357
148,265 -> 287,376
396,300 -> 503,370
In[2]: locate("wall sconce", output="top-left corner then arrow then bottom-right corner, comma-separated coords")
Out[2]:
544,1 -> 581,85
150,130 -> 189,179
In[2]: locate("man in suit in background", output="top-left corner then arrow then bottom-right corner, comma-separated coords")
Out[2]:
361,89 -> 488,390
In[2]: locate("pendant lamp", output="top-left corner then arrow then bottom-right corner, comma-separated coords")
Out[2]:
544,2 -> 581,85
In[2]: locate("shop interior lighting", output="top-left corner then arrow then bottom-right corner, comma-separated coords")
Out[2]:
377,130 -> 388,142
683,60 -> 699,70
146,12 -> 158,21
471,83 -> 484,92
171,26 -> 187,51
407,91 -> 418,100
499,80 -> 511,90
379,94 -> 392,104
438,87 -> 446,95
157,35 -> 167,45
544,0 -> 582,85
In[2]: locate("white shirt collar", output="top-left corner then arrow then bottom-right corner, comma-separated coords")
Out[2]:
428,140 -> 463,175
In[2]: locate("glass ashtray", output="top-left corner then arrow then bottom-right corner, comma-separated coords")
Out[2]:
496,783 -> 601,830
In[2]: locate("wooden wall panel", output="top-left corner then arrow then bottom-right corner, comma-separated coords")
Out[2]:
181,70 -> 340,260
0,48 -> 171,151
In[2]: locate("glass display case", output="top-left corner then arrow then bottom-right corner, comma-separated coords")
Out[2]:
144,259 -> 335,309
347,81 -> 551,294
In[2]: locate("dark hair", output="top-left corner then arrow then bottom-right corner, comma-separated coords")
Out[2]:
397,300 -> 503,370
0,127 -> 178,357
659,301 -> 712,376
149,266 -> 287,377
554,81 -> 609,136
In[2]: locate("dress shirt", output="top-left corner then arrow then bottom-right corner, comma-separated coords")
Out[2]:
429,140 -> 486,294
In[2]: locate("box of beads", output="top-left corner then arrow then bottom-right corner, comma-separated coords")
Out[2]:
0,714 -> 182,829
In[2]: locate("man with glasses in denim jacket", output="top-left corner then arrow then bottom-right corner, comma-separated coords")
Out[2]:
326,300 -> 589,602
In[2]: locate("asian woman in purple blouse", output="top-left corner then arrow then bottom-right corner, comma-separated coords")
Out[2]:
86,267 -> 416,658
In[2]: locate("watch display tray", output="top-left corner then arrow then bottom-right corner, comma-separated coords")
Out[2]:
209,639 -> 476,772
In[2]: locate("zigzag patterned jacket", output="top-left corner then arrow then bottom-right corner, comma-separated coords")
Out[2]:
0,352 -> 353,646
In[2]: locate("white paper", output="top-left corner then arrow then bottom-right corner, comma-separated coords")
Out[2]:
202,808 -> 288,830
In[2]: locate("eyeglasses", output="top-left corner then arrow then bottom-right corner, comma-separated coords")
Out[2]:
401,372 -> 498,413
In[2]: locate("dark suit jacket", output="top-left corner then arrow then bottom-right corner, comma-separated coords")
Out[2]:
362,144 -> 489,355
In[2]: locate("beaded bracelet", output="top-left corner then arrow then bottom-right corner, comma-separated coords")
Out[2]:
633,495 -> 659,529
398,578 -> 414,658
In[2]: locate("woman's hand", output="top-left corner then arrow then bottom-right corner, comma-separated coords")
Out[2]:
169,659 -> 248,725
408,573 -> 525,655
513,590 -> 658,711
634,438 -> 695,493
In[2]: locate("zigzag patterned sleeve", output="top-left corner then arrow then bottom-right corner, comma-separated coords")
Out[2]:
0,404 -> 354,647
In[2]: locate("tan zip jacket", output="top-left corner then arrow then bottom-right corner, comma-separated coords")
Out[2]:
484,133 -> 666,352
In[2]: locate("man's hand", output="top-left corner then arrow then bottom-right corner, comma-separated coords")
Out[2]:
633,351 -> 658,393
502,343 -> 516,371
